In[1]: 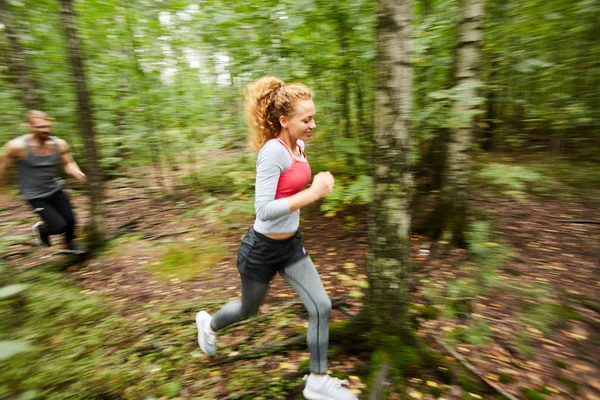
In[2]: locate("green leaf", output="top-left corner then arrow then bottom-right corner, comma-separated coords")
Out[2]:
0,284 -> 28,300
0,340 -> 34,360
0,235 -> 31,243
162,381 -> 181,397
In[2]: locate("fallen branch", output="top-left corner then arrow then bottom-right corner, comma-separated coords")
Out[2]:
1,249 -> 32,260
111,216 -> 144,239
369,362 -> 390,400
104,196 -> 144,205
142,229 -> 194,241
427,329 -> 521,400
555,219 -> 600,225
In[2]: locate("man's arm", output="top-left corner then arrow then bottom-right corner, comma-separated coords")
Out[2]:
58,139 -> 86,183
0,140 -> 20,187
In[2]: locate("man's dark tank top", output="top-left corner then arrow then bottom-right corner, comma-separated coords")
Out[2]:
16,135 -> 64,200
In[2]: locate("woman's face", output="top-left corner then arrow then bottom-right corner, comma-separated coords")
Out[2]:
281,99 -> 316,142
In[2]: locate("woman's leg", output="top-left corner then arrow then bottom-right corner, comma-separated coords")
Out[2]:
279,256 -> 331,374
210,274 -> 270,331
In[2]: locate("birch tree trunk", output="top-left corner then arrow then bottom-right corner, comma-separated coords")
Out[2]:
431,0 -> 483,245
0,0 -> 42,109
366,0 -> 413,338
59,0 -> 106,246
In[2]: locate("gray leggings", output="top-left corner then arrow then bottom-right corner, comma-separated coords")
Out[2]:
211,256 -> 331,374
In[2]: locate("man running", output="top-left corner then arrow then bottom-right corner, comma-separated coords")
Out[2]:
0,110 -> 87,254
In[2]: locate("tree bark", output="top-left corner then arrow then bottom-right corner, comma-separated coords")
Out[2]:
59,0 -> 106,246
367,0 -> 413,339
0,0 -> 42,109
432,0 -> 483,246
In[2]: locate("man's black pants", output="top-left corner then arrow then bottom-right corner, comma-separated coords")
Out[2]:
28,190 -> 76,245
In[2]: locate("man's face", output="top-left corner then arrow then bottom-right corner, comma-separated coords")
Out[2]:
29,117 -> 52,141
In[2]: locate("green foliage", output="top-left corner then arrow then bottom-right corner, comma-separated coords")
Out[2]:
182,154 -> 256,196
464,320 -> 492,347
0,270 -> 142,399
149,237 -> 228,281
524,157 -> 600,201
320,175 -> 373,217
475,164 -> 542,201
444,319 -> 493,347
0,284 -> 28,300
552,359 -> 568,369
558,378 -> 580,393
498,374 -> 515,384
410,303 -> 440,320
0,341 -> 33,361
521,388 -> 549,400
517,300 -> 578,335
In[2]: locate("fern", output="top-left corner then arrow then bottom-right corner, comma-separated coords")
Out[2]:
476,163 -> 542,200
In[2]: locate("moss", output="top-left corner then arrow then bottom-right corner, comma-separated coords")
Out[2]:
498,374 -> 515,384
297,359 -> 310,371
537,386 -> 552,395
552,359 -> 568,369
458,374 -> 483,394
410,303 -> 440,319
558,378 -> 580,393
429,386 -> 443,397
521,388 -> 549,400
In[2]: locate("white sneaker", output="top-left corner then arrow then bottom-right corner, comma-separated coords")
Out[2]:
195,311 -> 217,356
32,222 -> 51,247
303,374 -> 357,400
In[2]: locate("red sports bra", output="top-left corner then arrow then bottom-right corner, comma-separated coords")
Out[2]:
274,138 -> 312,199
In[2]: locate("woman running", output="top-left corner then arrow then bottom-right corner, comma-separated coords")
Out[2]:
196,77 -> 357,400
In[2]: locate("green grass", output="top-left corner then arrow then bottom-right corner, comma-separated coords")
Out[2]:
147,235 -> 229,281
521,388 -> 549,400
473,153 -> 600,202
0,269 -> 143,399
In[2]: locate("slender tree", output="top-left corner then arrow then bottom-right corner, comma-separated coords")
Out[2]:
428,0 -> 483,245
59,0 -> 106,246
0,0 -> 42,109
366,0 -> 413,345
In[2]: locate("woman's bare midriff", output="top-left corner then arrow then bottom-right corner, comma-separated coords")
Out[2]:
264,232 -> 296,240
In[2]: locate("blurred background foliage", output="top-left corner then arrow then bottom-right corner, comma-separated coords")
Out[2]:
1,0 -> 599,398
1,0 -> 597,201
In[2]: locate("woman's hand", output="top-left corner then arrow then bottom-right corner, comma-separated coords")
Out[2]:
309,171 -> 335,199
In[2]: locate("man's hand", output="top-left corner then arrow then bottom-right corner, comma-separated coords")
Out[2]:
71,169 -> 87,183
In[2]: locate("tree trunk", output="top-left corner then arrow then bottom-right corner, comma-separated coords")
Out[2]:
431,0 -> 483,246
482,58 -> 497,151
59,0 -> 106,246
0,0 -> 42,109
367,0 -> 413,339
122,6 -> 166,191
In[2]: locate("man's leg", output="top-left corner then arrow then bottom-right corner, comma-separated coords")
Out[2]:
28,196 -> 68,247
51,190 -> 76,245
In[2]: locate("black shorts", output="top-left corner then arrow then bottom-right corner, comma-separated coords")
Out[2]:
237,228 -> 308,283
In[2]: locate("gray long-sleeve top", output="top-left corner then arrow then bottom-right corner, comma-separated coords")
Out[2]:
253,139 -> 307,234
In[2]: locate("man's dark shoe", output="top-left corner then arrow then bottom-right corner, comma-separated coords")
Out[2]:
62,242 -> 88,255
32,222 -> 51,247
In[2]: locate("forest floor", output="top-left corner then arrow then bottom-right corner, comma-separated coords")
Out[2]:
1,158 -> 599,400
